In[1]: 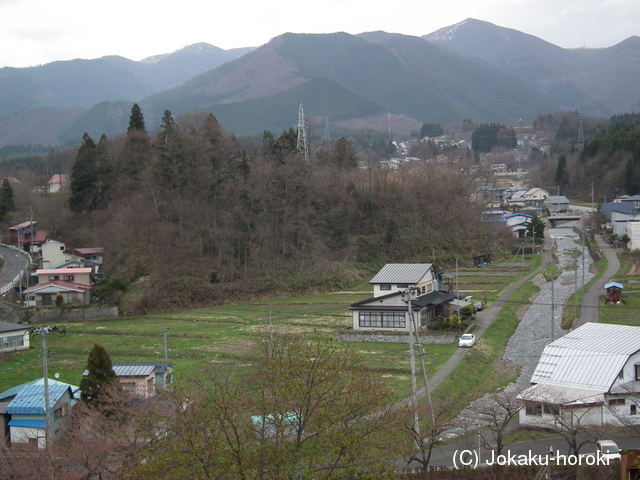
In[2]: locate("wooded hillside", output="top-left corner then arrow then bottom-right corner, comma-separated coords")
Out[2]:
3,109 -> 512,314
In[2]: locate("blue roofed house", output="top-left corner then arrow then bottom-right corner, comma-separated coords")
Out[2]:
505,213 -> 532,238
349,264 -> 456,332
0,379 -> 79,448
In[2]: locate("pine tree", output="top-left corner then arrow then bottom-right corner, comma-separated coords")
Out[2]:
0,178 -> 15,221
127,103 -> 146,133
79,343 -> 119,403
69,133 -> 99,213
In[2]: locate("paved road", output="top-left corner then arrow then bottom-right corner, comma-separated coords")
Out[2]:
576,234 -> 621,327
0,244 -> 29,294
412,232 -> 553,402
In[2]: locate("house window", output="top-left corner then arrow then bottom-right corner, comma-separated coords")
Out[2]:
543,404 -> 559,415
619,369 -> 624,380
63,275 -> 74,282
49,275 -> 60,281
608,398 -> 625,406
397,284 -> 409,289
0,334 -> 24,351
631,405 -> 637,415
59,246 -> 64,251
525,403 -> 542,416
635,364 -> 640,381
358,312 -> 405,328
380,284 -> 391,291
426,283 -> 433,293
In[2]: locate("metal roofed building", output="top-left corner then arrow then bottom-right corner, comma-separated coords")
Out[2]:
112,362 -> 174,391
83,364 -> 156,398
518,322 -> 640,428
350,264 -> 462,333
368,263 -> 437,298
0,321 -> 30,354
2,379 -> 79,448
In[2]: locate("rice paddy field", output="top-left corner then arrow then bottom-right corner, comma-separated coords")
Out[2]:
0,256 -> 539,397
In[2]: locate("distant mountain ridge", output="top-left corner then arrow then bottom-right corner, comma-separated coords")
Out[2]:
0,19 -> 639,147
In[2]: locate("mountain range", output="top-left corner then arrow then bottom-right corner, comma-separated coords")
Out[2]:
1,18 -> 639,148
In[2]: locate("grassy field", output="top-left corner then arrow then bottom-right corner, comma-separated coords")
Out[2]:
598,250 -> 640,327
0,257 -> 540,398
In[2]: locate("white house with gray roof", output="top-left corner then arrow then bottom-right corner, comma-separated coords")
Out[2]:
518,322 -> 640,428
350,264 -> 455,332
0,321 -> 30,354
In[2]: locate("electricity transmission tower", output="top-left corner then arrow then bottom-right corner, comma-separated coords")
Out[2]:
296,103 -> 309,160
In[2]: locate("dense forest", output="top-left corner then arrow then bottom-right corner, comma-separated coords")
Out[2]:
531,112 -> 640,202
0,106 -> 513,314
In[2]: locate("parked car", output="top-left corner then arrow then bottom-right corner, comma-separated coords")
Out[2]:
473,301 -> 483,312
458,333 -> 476,348
596,440 -> 621,460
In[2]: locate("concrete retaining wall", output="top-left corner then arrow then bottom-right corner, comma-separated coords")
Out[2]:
338,329 -> 458,344
25,306 -> 119,323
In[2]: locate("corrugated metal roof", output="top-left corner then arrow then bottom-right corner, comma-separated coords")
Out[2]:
9,419 -> 46,428
7,383 -> 71,415
82,365 -> 155,377
530,323 -> 640,392
113,365 -> 155,377
369,264 -> 433,285
518,383 -> 604,405
112,362 -> 173,374
0,321 -> 30,334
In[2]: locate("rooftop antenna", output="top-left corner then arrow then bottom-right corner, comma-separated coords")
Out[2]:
296,103 -> 309,161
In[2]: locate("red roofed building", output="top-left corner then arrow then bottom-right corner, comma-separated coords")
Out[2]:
24,268 -> 93,307
47,174 -> 69,193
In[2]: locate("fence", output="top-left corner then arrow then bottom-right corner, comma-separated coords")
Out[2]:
0,244 -> 32,296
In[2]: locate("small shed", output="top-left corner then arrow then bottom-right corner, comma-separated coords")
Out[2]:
604,281 -> 623,304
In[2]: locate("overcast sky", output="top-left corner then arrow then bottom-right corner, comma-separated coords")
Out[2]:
1,0 -> 638,68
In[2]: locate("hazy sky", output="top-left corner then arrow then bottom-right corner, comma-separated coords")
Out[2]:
1,0 -> 638,68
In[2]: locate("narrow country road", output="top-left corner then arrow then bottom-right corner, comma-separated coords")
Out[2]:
575,234 -> 621,327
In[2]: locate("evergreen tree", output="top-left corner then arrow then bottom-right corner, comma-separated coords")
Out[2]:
526,213 -> 546,241
332,137 -> 358,169
555,154 -> 569,193
95,133 -> 113,208
153,110 -> 187,191
119,105 -> 151,190
68,133 -> 99,213
0,178 -> 15,221
419,123 -> 444,138
127,103 -> 146,133
79,343 -> 119,403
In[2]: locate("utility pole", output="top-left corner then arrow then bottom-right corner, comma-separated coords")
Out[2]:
163,327 -> 169,364
406,288 -> 436,440
32,326 -> 66,447
550,276 -> 556,342
407,291 -> 420,441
